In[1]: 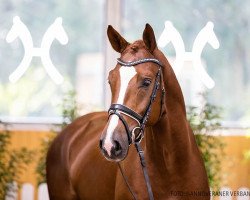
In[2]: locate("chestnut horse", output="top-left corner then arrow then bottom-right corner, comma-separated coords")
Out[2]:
46,24 -> 210,200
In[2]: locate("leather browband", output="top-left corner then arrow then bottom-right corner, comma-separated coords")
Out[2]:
117,58 -> 163,67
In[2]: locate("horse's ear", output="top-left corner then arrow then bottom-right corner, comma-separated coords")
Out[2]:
143,23 -> 157,53
107,25 -> 129,53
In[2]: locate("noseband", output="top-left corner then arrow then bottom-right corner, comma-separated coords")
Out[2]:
108,58 -> 165,145
108,57 -> 165,200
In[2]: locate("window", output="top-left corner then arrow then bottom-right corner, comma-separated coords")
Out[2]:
0,0 -> 249,127
122,0 -> 250,126
0,0 -> 105,120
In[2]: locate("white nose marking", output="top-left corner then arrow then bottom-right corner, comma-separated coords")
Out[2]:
104,115 -> 119,156
103,66 -> 137,156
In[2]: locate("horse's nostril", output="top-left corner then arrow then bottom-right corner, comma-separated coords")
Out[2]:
99,139 -> 103,149
114,140 -> 121,151
113,140 -> 122,155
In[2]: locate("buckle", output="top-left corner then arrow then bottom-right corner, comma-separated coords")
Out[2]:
131,127 -> 144,143
108,109 -> 115,115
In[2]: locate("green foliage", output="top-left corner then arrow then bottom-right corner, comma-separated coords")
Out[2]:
0,121 -> 34,199
61,90 -> 79,128
36,89 -> 79,184
187,102 -> 225,189
36,134 -> 56,185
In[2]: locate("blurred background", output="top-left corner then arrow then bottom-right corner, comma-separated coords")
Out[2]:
0,0 -> 250,199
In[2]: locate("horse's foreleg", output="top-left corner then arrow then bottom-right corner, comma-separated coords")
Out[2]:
46,141 -> 78,200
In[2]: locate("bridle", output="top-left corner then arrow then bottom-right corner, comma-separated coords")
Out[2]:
108,58 -> 165,145
108,57 -> 165,200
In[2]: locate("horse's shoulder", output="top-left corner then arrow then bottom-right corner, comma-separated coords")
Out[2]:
75,111 -> 108,124
68,111 -> 108,132
50,111 -> 107,146
47,111 -> 107,165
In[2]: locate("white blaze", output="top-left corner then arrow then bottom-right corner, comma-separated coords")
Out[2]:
104,66 -> 136,156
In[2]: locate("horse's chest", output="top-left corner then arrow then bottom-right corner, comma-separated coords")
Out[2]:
114,161 -> 167,200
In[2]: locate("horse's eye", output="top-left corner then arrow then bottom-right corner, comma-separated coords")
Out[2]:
142,79 -> 152,87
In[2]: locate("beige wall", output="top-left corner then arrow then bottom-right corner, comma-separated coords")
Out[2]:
9,131 -> 53,185
220,136 -> 250,189
6,130 -> 53,199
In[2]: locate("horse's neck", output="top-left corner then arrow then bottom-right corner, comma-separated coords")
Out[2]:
147,48 -> 195,168
141,49 -> 209,191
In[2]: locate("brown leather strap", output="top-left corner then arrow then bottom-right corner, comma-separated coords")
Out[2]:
118,143 -> 155,200
117,163 -> 137,200
135,142 -> 154,200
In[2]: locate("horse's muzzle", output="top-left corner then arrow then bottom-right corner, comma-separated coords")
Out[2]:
99,133 -> 128,162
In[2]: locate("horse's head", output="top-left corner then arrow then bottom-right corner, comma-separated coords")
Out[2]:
100,24 -> 165,161
204,22 -> 220,49
6,16 -> 22,43
51,17 -> 68,45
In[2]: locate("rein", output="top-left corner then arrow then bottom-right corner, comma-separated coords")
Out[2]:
108,57 -> 165,200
